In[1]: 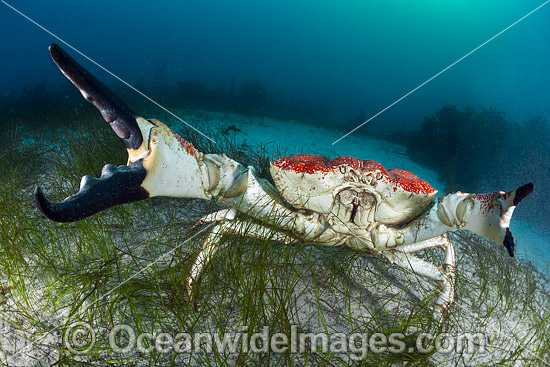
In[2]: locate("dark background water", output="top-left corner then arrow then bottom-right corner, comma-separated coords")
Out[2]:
1,0 -> 549,130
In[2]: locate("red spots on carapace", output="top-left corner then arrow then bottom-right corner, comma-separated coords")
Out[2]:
271,154 -> 436,195
271,154 -> 385,174
387,169 -> 436,194
272,154 -> 332,174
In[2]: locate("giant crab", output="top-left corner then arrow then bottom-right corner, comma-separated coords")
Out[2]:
35,44 -> 534,321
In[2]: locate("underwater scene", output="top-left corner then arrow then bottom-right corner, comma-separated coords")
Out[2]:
1,1 -> 550,365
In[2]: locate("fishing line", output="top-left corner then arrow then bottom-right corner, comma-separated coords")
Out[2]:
1,0 -> 216,144
333,0 -> 550,145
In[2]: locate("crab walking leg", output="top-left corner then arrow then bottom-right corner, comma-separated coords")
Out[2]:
372,183 -> 533,256
186,208 -> 238,233
196,208 -> 238,225
386,235 -> 456,319
186,219 -> 298,304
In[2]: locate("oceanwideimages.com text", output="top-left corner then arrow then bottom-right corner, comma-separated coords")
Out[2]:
65,322 -> 487,359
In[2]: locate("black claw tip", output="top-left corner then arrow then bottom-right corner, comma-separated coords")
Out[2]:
34,186 -> 53,219
503,228 -> 515,257
513,183 -> 534,206
34,162 -> 150,223
48,43 -> 143,150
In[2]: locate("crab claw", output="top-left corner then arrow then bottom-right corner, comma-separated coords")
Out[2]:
448,183 -> 534,257
35,163 -> 149,222
49,43 -> 148,152
35,45 -> 215,222
499,183 -> 534,256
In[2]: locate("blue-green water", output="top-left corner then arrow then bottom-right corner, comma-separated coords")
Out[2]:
2,1 -> 548,129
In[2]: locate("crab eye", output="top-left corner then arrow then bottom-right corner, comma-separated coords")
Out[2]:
339,165 -> 347,174
375,171 -> 383,180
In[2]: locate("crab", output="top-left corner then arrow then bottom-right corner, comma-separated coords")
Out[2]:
35,44 -> 534,321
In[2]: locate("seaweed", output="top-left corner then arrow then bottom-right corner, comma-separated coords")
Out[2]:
0,108 -> 548,366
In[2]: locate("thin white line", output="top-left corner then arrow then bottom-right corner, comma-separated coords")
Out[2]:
9,222 -> 215,359
333,0 -> 550,145
1,0 -> 216,144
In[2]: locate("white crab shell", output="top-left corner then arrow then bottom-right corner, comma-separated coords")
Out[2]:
270,154 -> 437,225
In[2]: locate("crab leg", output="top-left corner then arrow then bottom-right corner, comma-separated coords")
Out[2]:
187,218 -> 298,305
373,183 -> 533,257
386,235 -> 456,320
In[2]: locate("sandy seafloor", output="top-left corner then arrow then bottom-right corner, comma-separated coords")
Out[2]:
3,109 -> 549,366
174,110 -> 550,275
